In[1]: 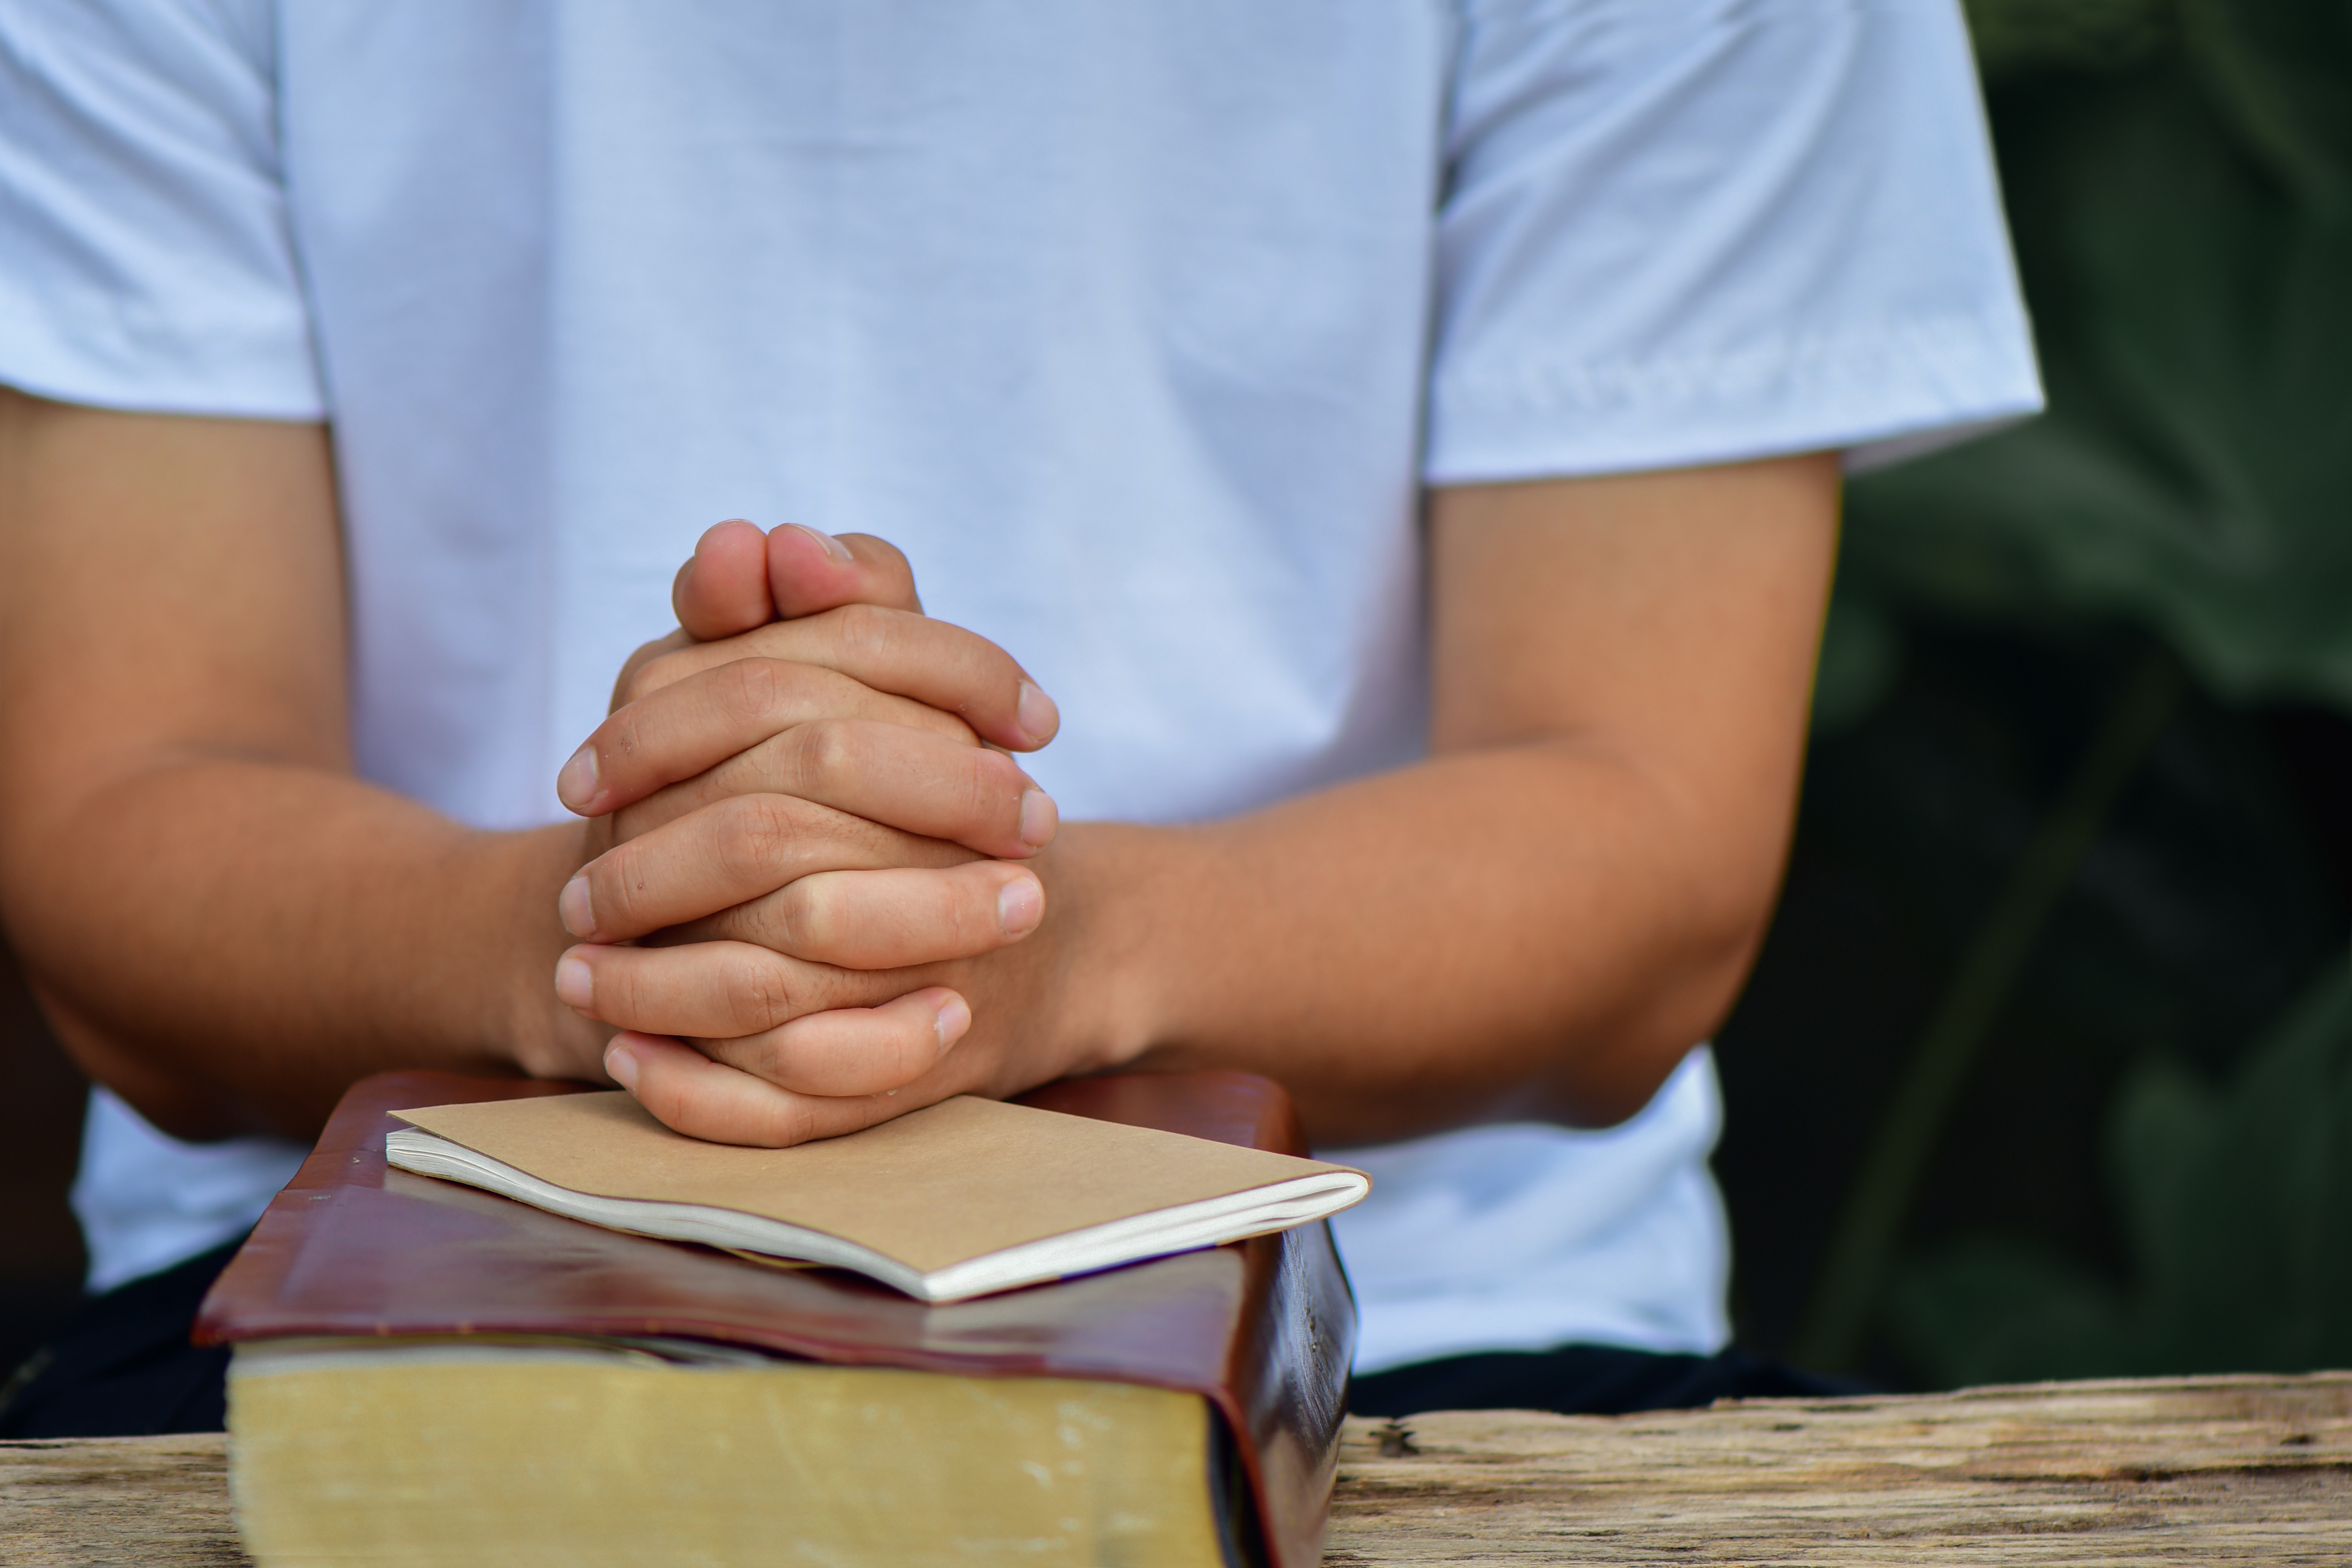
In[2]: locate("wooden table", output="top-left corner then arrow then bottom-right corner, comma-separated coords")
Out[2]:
5,1374 -> 2348,1565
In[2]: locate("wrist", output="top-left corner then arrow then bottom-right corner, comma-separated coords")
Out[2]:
1029,822 -> 1190,1076
490,820 -> 612,1082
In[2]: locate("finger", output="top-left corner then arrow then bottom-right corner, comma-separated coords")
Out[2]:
619,604 -> 1059,752
766,525 -> 924,618
672,520 -> 776,640
562,793 -> 974,943
652,863 -> 1045,968
559,658 -> 982,816
555,938 -> 922,1039
696,985 -> 971,1097
604,1026 -> 967,1147
608,741 -> 1002,843
610,715 -> 989,843
615,718 -> 1057,858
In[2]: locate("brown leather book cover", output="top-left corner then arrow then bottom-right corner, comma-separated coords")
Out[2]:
197,1069 -> 1355,1568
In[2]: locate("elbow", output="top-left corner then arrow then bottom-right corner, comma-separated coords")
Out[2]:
1549,856 -> 1780,1129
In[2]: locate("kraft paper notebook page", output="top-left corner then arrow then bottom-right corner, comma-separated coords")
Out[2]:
385,1091 -> 1369,1302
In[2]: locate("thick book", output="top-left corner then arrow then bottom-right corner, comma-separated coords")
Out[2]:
197,1070 -> 1358,1568
383,1089 -> 1368,1301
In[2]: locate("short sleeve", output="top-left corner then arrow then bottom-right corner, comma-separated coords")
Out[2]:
0,0 -> 323,418
1424,0 -> 2042,483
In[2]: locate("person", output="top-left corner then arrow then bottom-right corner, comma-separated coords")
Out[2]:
0,0 -> 2039,1436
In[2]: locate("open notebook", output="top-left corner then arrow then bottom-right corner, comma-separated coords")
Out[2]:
386,1091 -> 1368,1303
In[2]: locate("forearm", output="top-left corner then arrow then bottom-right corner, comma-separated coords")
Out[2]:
0,395 -> 605,1141
1,757 -> 597,1141
1065,740 -> 1787,1147
1090,456 -> 1831,1146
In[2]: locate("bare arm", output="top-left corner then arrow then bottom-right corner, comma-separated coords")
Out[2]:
0,392 -> 606,1137
1104,457 -> 1840,1137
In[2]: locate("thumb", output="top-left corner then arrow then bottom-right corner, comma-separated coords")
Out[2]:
768,525 -> 925,618
671,519 -> 775,640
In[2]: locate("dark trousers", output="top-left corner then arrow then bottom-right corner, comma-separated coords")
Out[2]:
1348,1342 -> 1864,1417
0,1241 -> 241,1438
1,1241 -> 1858,1435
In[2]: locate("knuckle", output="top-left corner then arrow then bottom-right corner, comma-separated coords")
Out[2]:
732,622 -> 804,664
738,898 -> 793,950
770,1099 -> 828,1148
716,657 -> 777,724
778,879 -> 833,953
830,601 -> 896,659
734,1031 -> 792,1083
715,794 -> 802,881
697,738 -> 777,801
790,719 -> 861,794
707,656 -> 803,742
728,950 -> 800,1033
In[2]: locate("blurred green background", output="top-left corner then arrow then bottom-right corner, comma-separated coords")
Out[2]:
1715,0 -> 2352,1386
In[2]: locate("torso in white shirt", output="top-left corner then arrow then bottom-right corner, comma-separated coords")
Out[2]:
6,0 -> 2038,1365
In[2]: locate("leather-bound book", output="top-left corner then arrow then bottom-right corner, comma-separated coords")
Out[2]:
197,1070 -> 1356,1568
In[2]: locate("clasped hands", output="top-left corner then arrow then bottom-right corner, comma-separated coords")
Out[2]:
547,520 -> 1084,1146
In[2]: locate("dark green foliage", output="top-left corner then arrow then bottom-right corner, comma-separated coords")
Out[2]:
1848,0 -> 2352,709
1962,0 -> 2171,76
1753,0 -> 2352,1384
1721,615 -> 2345,1375
1891,961 -> 2352,1385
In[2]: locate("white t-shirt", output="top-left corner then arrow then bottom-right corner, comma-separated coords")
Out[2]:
2,0 -> 2037,1360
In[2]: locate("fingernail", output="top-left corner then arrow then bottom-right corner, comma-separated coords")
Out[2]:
554,953 -> 594,1010
604,1040 -> 639,1091
787,523 -> 855,564
1015,681 -> 1060,745
558,876 -> 596,938
557,744 -> 600,812
996,876 -> 1044,937
933,992 -> 972,1049
1018,789 -> 1058,849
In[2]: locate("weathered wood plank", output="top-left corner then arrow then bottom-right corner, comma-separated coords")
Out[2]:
0,1433 -> 243,1568
5,1375 -> 2349,1565
1326,1373 -> 2352,1565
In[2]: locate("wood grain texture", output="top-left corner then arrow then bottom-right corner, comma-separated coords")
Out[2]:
1327,1373 -> 2352,1565
5,1375 -> 2350,1565
0,1435 -> 242,1568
